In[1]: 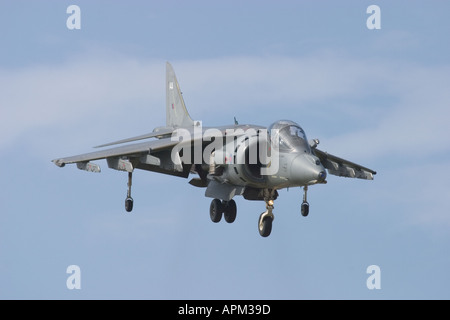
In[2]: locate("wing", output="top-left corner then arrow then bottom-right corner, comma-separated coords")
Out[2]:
53,124 -> 267,180
52,137 -> 191,177
53,138 -> 177,166
314,148 -> 377,180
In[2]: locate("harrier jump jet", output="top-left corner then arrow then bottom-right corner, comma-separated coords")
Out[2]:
52,62 -> 376,237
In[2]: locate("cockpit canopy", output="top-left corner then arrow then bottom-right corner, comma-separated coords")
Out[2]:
268,120 -> 311,154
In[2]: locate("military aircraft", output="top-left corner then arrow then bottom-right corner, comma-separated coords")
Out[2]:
52,62 -> 376,237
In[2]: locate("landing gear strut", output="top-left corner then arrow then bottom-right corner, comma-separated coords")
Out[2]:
209,190 -> 279,237
125,172 -> 134,212
301,185 -> 309,217
258,190 -> 277,237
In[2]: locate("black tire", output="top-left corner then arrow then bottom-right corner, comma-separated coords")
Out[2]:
301,202 -> 309,217
210,199 -> 223,223
125,197 -> 133,212
223,199 -> 237,223
258,215 -> 273,237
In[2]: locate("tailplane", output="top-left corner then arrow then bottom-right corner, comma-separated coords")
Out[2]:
166,62 -> 194,127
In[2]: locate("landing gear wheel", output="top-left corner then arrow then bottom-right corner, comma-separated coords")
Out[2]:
210,199 -> 223,223
301,202 -> 309,217
125,197 -> 134,212
258,213 -> 273,237
223,200 -> 237,223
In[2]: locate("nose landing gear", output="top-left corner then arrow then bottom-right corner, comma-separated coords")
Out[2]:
257,189 -> 277,237
258,199 -> 275,237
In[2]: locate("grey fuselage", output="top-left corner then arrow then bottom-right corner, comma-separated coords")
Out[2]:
191,120 -> 327,192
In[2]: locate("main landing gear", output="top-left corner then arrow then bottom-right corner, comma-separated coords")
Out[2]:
125,172 -> 134,212
209,190 -> 278,237
209,199 -> 237,223
209,197 -> 275,237
208,187 -> 311,237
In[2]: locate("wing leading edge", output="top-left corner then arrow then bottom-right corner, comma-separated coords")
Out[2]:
52,138 -> 177,167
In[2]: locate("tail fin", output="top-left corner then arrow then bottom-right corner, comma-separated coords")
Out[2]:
166,62 -> 194,127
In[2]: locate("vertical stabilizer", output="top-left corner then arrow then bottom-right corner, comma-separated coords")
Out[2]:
166,62 -> 194,127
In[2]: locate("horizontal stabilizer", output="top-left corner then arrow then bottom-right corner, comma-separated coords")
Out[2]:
94,128 -> 174,148
189,178 -> 208,188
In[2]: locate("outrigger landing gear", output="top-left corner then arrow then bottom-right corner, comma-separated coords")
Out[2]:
125,172 -> 134,212
301,185 -> 309,217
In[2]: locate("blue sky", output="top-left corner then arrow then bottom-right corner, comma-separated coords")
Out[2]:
1,0 -> 450,299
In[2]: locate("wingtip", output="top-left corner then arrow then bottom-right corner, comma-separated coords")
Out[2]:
52,159 -> 66,167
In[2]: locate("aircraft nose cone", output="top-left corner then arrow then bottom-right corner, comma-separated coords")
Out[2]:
290,154 -> 326,186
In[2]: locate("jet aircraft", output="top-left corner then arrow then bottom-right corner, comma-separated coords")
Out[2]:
52,62 -> 376,237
